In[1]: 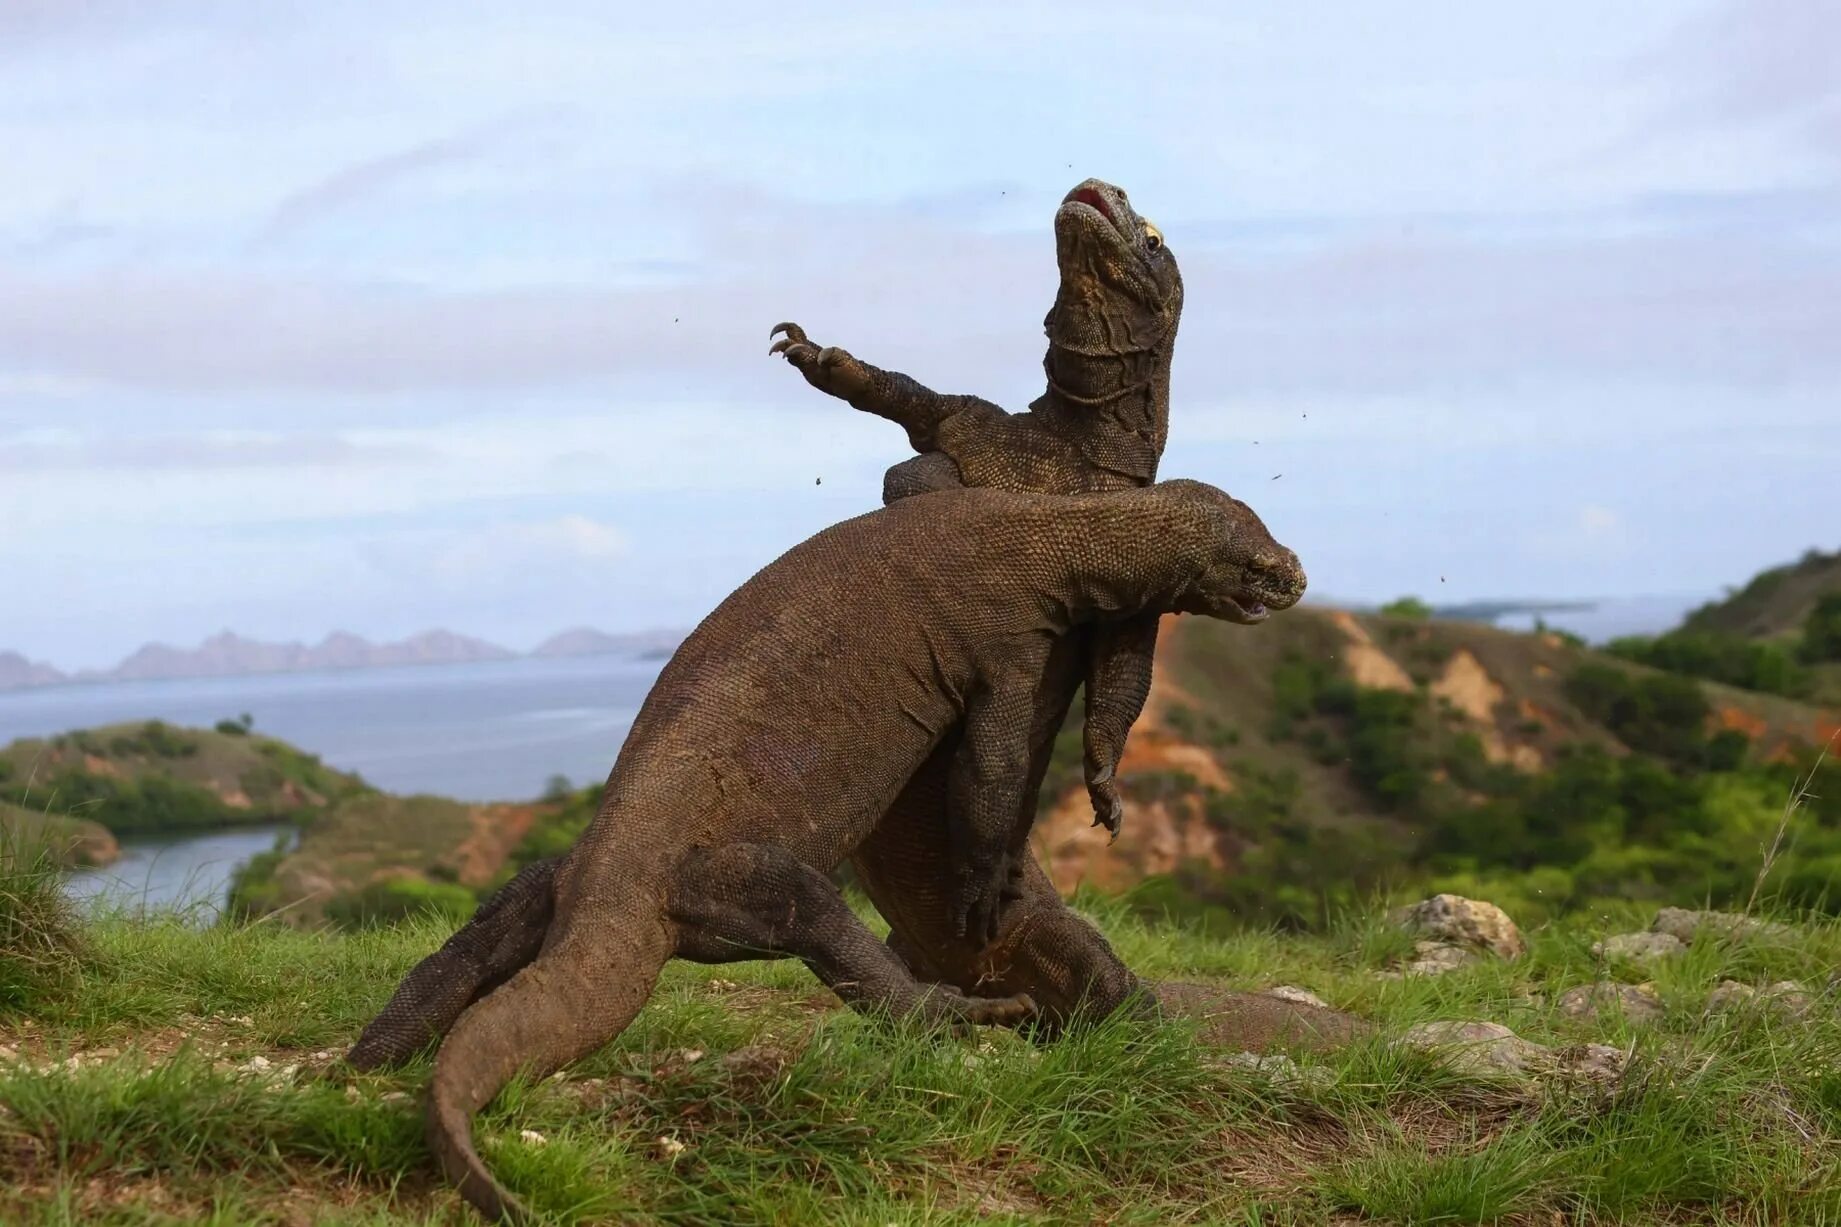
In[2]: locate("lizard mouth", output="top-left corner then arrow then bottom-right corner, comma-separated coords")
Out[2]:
1224,593 -> 1270,624
1067,186 -> 1116,225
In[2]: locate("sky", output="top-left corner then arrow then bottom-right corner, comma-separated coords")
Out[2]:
2,0 -> 1838,670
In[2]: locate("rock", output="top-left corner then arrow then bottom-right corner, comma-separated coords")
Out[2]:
1403,940 -> 1477,977
1263,985 -> 1330,1009
1390,894 -> 1526,959
654,1135 -> 687,1159
1651,908 -> 1789,946
380,1090 -> 412,1105
1592,931 -> 1686,963
1707,979 -> 1813,1018
1556,982 -> 1665,1025
1397,1020 -> 1547,1078
519,1129 -> 548,1147
1214,1051 -> 1336,1092
1549,1043 -> 1627,1085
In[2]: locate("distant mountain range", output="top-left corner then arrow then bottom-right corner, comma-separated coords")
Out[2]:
0,627 -> 685,693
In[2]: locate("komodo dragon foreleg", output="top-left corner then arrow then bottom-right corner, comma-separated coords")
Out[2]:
1080,613 -> 1160,841
770,322 -> 1002,457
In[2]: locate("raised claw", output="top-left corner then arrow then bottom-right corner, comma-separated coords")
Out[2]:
769,321 -> 808,343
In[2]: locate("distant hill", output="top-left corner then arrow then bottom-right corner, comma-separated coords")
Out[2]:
0,625 -> 685,693
1681,548 -> 1841,639
530,627 -> 684,660
0,652 -> 64,691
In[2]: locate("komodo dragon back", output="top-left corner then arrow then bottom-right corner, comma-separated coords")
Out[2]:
424,480 -> 1303,1222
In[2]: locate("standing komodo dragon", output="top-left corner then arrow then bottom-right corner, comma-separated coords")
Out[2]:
346,179 -> 1197,1075
424,479 -> 1305,1222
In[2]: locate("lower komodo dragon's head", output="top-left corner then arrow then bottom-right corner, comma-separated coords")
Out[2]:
1153,479 -> 1306,625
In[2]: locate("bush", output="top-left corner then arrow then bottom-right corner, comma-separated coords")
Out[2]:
1606,631 -> 1811,698
1566,662 -> 1712,766
1380,596 -> 1432,620
324,876 -> 479,929
1803,594 -> 1841,663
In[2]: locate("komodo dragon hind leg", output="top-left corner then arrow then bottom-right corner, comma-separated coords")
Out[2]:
345,858 -> 557,1070
429,913 -> 673,1225
669,844 -> 1035,1028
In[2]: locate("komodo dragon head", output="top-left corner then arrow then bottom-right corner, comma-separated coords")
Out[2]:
1155,478 -> 1307,625
1045,179 -> 1183,392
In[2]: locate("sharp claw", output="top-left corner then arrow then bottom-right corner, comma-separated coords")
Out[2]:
769,338 -> 792,356
1091,762 -> 1114,785
769,321 -> 806,344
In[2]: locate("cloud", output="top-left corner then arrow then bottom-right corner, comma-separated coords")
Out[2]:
0,431 -> 430,471
427,513 -> 628,583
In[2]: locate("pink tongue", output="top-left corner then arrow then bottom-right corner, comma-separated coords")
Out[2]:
1071,188 -> 1113,223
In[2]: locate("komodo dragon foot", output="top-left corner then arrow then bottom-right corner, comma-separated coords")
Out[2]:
770,321 -> 872,399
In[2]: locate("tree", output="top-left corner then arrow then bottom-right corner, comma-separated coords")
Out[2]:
1380,596 -> 1431,620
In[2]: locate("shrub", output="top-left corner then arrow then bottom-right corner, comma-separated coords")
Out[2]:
1803,594 -> 1841,663
324,876 -> 479,929
1380,596 -> 1432,620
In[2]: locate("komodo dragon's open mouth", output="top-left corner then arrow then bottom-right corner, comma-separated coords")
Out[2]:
1067,186 -> 1116,225
1221,593 -> 1270,623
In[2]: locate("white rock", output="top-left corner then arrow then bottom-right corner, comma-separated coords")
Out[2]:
1397,1020 -> 1546,1078
1391,894 -> 1525,959
1403,941 -> 1477,977
519,1129 -> 549,1147
1592,932 -> 1686,963
655,1135 -> 687,1159
1651,908 -> 1789,946
1556,982 -> 1665,1025
1264,985 -> 1330,1009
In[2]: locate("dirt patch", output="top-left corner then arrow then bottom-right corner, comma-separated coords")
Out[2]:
445,803 -> 542,888
1431,650 -> 1543,770
1716,706 -> 1770,740
1330,612 -> 1414,692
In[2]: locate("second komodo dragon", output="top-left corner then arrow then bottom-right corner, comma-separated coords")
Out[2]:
346,178 -> 1205,1074
420,479 -> 1304,1221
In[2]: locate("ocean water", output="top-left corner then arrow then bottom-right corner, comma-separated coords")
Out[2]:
0,654 -> 667,803
1,655 -> 667,912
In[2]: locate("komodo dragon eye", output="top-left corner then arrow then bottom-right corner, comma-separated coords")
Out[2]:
1143,220 -> 1163,250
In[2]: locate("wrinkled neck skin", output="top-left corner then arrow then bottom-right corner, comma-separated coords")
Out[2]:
1045,492 -> 1204,625
1033,278 -> 1179,479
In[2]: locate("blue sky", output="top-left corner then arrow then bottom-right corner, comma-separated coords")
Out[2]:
2,0 -> 1837,669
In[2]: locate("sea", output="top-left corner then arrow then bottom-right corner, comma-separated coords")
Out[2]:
0,654 -> 667,913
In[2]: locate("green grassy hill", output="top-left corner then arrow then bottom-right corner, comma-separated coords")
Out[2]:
0,720 -> 369,839
0,803 -> 118,869
1030,604 -> 1840,929
1683,547 -> 1841,639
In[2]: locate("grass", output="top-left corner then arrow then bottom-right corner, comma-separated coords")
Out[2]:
3,895 -> 1840,1224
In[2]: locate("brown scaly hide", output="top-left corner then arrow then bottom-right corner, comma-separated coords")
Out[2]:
406,482 -> 1301,1221
346,178 -> 1195,1082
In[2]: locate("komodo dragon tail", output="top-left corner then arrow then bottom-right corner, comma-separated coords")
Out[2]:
428,916 -> 673,1223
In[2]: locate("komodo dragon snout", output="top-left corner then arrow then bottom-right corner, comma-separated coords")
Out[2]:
1156,478 -> 1307,624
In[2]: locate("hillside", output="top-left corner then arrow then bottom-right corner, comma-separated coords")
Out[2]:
1028,604 -> 1839,927
1683,547 -> 1841,639
0,721 -> 369,839
0,803 -> 118,868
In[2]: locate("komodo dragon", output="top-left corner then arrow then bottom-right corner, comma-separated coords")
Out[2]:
345,179 -> 1200,1074
424,479 -> 1305,1222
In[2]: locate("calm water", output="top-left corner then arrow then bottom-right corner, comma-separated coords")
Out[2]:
1,655 -> 666,912
62,823 -> 296,917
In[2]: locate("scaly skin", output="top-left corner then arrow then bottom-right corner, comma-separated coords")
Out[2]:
771,178 -> 1190,1024
420,480 -> 1304,1221
345,179 -> 1198,1071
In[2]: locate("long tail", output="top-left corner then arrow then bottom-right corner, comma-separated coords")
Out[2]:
427,916 -> 672,1223
347,859 -> 558,1071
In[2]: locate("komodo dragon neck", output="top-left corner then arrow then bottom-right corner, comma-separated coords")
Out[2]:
1029,179 -> 1183,483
